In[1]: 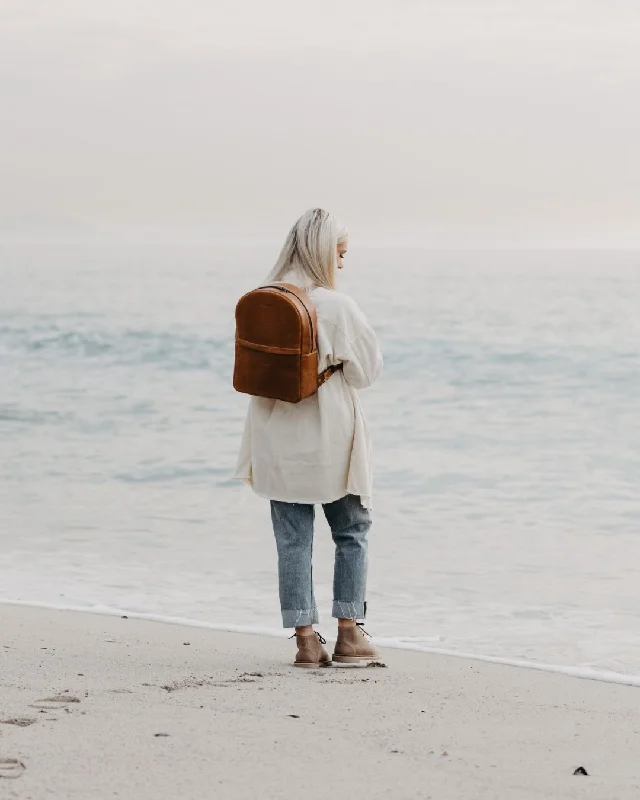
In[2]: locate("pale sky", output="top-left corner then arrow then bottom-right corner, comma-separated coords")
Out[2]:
1,0 -> 639,245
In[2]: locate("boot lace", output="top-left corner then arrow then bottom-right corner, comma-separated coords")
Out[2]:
290,631 -> 327,645
356,622 -> 371,638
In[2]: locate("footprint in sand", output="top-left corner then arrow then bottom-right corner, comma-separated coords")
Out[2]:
0,718 -> 37,728
0,758 -> 26,779
29,696 -> 81,711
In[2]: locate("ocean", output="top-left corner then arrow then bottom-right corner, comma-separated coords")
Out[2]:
1,242 -> 639,680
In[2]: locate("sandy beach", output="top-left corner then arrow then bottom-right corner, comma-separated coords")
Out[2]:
1,605 -> 639,799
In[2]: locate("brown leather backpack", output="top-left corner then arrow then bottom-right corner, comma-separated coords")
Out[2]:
233,283 -> 342,403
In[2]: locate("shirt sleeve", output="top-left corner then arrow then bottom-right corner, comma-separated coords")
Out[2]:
330,297 -> 383,391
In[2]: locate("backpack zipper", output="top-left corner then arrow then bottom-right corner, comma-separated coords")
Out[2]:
261,284 -> 315,352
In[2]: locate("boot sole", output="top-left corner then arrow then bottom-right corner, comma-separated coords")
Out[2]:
332,655 -> 379,664
293,661 -> 332,669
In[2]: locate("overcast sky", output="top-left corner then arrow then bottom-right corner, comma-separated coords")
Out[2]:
1,0 -> 639,246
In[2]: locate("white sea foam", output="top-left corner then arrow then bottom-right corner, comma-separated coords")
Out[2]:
3,598 -> 640,688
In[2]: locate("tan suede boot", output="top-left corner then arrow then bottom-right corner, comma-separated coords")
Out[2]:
332,624 -> 381,664
294,632 -> 332,668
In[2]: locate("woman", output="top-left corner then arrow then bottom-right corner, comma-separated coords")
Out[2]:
235,208 -> 383,667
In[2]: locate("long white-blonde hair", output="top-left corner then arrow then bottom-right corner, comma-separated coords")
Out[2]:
267,208 -> 348,291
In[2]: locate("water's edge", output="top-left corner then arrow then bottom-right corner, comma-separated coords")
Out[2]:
3,598 -> 639,689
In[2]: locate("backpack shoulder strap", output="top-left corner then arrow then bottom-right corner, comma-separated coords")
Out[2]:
317,362 -> 344,388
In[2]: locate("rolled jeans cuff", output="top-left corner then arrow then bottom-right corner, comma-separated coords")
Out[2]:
332,600 -> 366,620
281,607 -> 319,628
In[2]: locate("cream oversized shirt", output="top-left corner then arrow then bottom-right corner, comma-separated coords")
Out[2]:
234,275 -> 383,508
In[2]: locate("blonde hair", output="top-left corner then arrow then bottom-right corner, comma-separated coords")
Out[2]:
267,208 -> 348,291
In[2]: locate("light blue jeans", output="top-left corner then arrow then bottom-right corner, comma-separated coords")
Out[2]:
270,494 -> 371,628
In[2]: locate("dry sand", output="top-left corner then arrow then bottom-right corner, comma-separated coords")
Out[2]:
1,604 -> 639,799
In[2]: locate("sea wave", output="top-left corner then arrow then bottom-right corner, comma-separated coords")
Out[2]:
0,320 -> 233,372
0,404 -> 75,425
